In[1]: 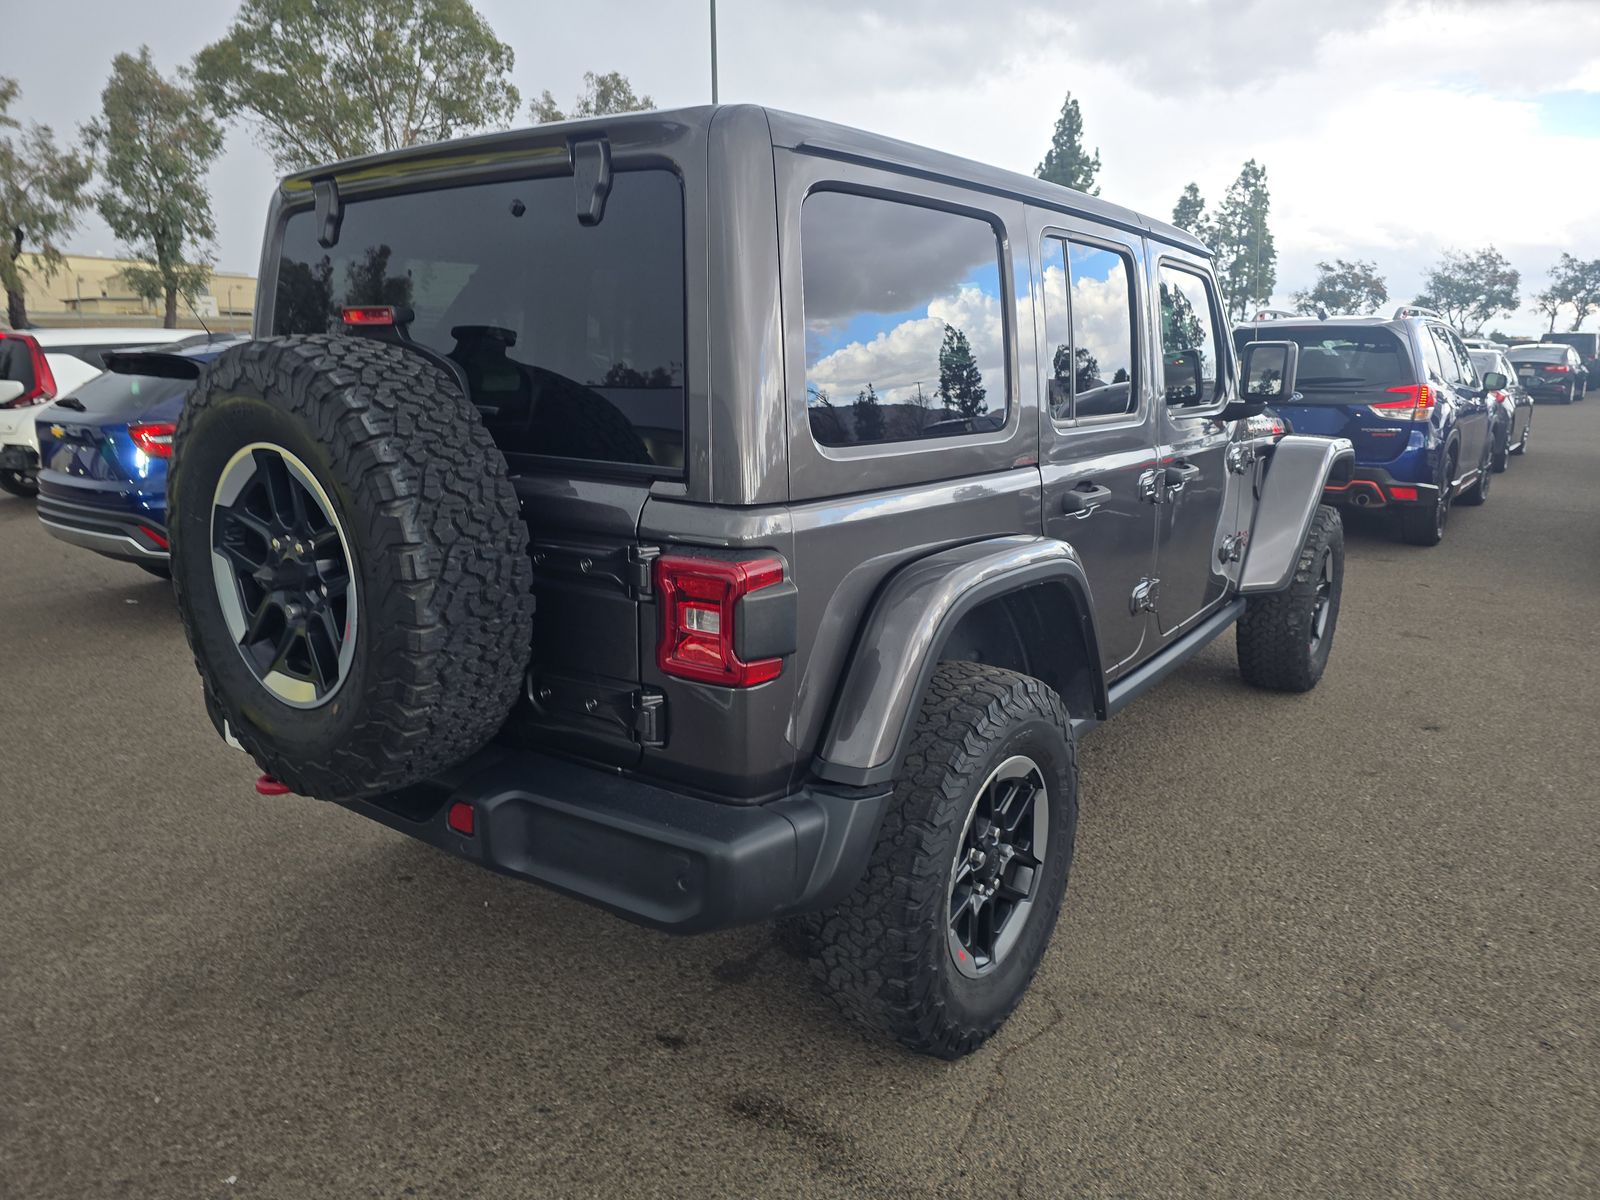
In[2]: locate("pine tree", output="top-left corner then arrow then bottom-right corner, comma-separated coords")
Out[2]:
937,324 -> 987,418
1209,160 -> 1276,321
1035,93 -> 1100,195
852,383 -> 885,442
1171,183 -> 1205,235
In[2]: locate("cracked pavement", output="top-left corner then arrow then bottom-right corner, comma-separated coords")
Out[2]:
3,401 -> 1598,1198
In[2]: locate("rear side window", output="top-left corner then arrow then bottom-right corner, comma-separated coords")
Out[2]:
800,190 -> 1008,448
1157,265 -> 1223,406
1041,238 -> 1138,421
273,170 -> 687,472
1429,328 -> 1462,383
0,337 -> 36,388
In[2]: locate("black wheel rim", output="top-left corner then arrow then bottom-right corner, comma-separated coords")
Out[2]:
947,755 -> 1049,979
1309,549 -> 1334,651
1435,462 -> 1452,537
209,443 -> 358,708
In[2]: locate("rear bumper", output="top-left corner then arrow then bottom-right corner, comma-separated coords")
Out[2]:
342,747 -> 891,934
36,492 -> 169,562
0,443 -> 38,474
1323,466 -> 1438,510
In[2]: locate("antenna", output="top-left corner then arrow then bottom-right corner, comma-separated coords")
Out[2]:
184,291 -> 215,341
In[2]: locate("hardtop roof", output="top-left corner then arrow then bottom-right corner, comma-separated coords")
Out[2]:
278,103 -> 1209,257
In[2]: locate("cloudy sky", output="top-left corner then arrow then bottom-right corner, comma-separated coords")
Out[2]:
8,0 -> 1600,333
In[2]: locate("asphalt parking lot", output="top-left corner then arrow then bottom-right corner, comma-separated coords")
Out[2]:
3,403 -> 1597,1200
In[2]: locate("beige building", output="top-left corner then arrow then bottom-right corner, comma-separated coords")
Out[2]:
17,253 -> 257,332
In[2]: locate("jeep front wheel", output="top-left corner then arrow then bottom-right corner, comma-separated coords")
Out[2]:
1236,503 -> 1344,693
169,335 -> 535,799
806,661 -> 1078,1059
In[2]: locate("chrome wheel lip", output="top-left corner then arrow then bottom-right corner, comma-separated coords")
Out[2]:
209,442 -> 359,710
946,753 -> 1050,980
1309,549 -> 1334,650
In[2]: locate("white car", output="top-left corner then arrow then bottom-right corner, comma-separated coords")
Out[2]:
1,326 -> 204,496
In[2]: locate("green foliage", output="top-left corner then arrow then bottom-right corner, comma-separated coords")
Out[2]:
1209,160 -> 1276,321
851,383 -> 885,442
1292,258 -> 1389,316
194,0 -> 519,172
1414,246 -> 1520,334
0,78 -> 92,327
1035,93 -> 1100,195
1534,252 -> 1600,332
85,48 -> 222,328
531,71 -> 654,124
937,323 -> 987,417
1171,183 -> 1205,235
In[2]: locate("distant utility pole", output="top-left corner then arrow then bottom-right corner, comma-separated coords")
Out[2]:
710,0 -> 719,103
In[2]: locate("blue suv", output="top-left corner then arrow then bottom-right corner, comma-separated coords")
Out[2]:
1236,313 -> 1500,546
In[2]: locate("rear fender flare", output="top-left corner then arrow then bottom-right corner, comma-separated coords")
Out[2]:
812,536 -> 1103,788
1240,434 -> 1355,594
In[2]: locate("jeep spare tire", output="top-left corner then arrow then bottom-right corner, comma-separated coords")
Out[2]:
169,335 -> 535,799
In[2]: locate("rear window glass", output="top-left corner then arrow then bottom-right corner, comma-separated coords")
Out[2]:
1468,350 -> 1509,376
1508,346 -> 1567,362
0,338 -> 36,388
65,369 -> 190,413
800,191 -> 1009,448
1237,327 -> 1413,391
272,170 -> 686,473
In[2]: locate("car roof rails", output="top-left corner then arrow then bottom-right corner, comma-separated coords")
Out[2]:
1393,305 -> 1444,322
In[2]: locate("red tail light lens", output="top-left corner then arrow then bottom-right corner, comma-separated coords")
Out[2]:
1388,485 -> 1419,502
655,555 -> 785,687
129,421 -> 177,458
1372,384 -> 1434,420
1543,364 -> 1570,373
0,331 -> 57,408
341,305 -> 398,326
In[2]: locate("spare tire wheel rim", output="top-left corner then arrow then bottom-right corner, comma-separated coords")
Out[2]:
947,754 -> 1050,980
209,442 -> 358,709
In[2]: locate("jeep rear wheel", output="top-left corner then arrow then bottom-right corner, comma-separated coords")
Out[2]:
804,661 -> 1077,1059
169,335 -> 535,799
1236,504 -> 1344,693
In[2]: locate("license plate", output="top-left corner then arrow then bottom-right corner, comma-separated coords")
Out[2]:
1518,370 -> 1534,381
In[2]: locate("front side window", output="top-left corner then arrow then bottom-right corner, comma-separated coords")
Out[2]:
1042,238 -> 1137,421
1158,265 -> 1223,406
273,170 -> 687,471
801,190 -> 1008,448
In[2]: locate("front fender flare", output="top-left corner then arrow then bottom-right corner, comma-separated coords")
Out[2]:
813,535 -> 1102,788
1239,434 -> 1355,594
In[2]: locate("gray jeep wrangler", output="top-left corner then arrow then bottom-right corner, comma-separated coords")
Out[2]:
169,106 -> 1354,1058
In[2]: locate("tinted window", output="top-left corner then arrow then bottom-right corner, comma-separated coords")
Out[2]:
1428,328 -> 1462,383
62,369 -> 191,416
1469,350 -> 1510,378
1444,330 -> 1478,386
274,170 -> 686,471
0,338 -> 36,389
1508,345 -> 1569,363
1042,238 -> 1137,421
1158,265 -> 1222,406
1246,328 -> 1413,391
801,191 -> 1007,447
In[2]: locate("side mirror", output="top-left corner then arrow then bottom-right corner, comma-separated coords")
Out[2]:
1224,340 -> 1299,421
1163,348 -> 1206,405
0,380 -> 24,405
1480,371 -> 1507,393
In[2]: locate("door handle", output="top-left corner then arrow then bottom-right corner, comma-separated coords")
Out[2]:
1062,482 -> 1112,517
1164,461 -> 1201,491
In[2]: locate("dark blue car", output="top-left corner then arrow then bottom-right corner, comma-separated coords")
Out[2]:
34,337 -> 245,577
1235,313 -> 1500,546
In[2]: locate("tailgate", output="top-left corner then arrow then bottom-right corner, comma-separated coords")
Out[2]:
1275,394 -> 1415,465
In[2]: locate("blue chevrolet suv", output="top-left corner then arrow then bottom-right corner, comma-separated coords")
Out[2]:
1236,312 -> 1500,546
34,337 -> 245,577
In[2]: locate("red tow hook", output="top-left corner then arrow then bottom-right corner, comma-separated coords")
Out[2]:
255,774 -> 294,796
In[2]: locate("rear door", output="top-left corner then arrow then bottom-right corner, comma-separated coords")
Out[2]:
1034,217 -> 1157,675
1153,259 -> 1234,639
1432,325 -> 1488,470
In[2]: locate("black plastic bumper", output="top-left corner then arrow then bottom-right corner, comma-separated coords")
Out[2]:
1322,466 -> 1438,510
36,492 -> 169,563
343,747 -> 891,934
0,444 -> 37,472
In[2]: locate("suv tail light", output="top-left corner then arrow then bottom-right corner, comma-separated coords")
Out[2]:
1371,384 -> 1434,421
129,421 -> 177,458
0,331 -> 57,409
655,555 -> 786,687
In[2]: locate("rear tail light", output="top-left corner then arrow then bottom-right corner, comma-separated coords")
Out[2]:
1371,384 -> 1434,421
655,555 -> 786,687
1388,485 -> 1419,502
129,421 -> 177,458
0,331 -> 57,408
1543,364 -> 1570,374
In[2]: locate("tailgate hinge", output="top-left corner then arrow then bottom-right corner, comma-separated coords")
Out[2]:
628,545 -> 660,597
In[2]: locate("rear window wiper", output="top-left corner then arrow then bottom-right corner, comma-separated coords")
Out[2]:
55,396 -> 86,411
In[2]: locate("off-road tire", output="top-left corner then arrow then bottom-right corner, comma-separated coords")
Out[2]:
804,661 -> 1078,1059
169,335 -> 535,799
1237,504 -> 1344,693
0,468 -> 37,497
